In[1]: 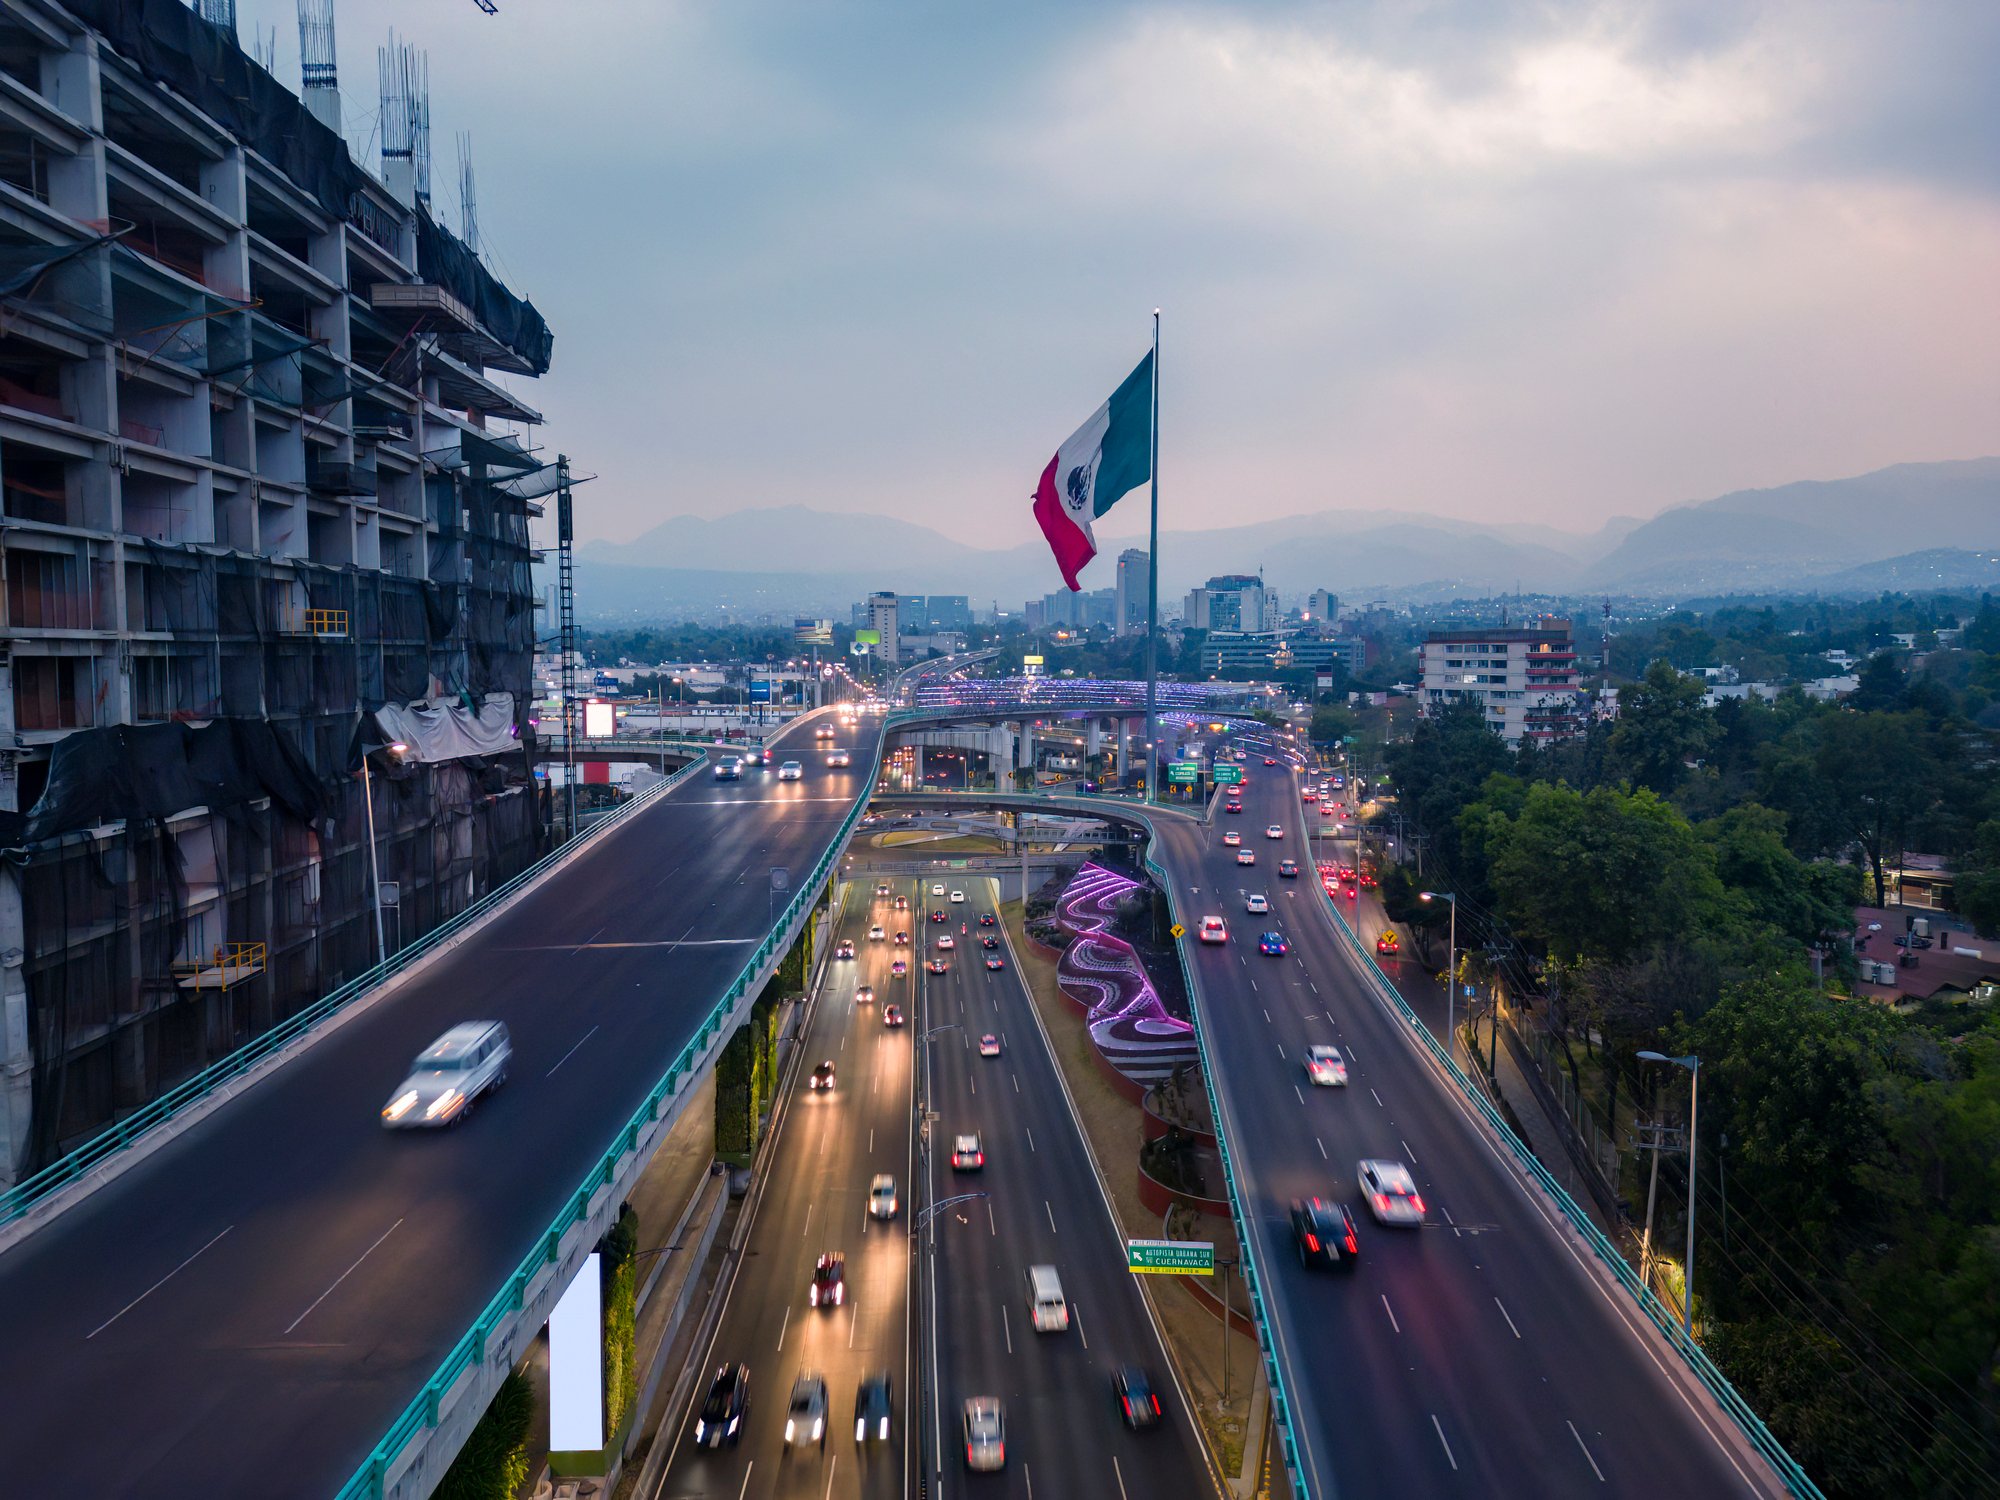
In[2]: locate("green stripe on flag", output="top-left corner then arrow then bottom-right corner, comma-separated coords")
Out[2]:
1092,350 -> 1154,520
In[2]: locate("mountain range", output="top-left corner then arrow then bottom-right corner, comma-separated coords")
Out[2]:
574,458 -> 2000,619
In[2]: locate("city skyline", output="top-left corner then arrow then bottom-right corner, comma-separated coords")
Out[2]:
236,0 -> 2000,549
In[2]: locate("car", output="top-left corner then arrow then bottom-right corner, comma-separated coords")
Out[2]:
809,1061 -> 836,1091
894,929 -> 910,945
867,924 -> 885,941
856,984 -> 876,1005
1361,870 -> 1378,889
713,755 -> 742,781
778,760 -> 804,781
883,1004 -> 905,1027
931,883 -> 946,897
826,749 -> 851,767
1198,916 -> 1228,944
786,1373 -> 828,1450
1358,1159 -> 1425,1225
1264,757 -> 1278,766
1266,824 -> 1284,839
815,723 -> 836,740
1291,1196 -> 1360,1269
810,1251 -> 846,1308
855,1373 -> 894,1443
979,1033 -> 1001,1057
1320,802 -> 1337,817
741,750 -> 762,767
894,895 -> 908,910
1278,858 -> 1300,878
1306,1044 -> 1348,1086
869,1175 -> 899,1219
978,912 -> 996,927
937,934 -> 955,950
927,957 -> 947,974
985,955 -> 1004,970
1224,800 -> 1243,814
694,1363 -> 749,1447
1245,893 -> 1269,914
1222,831 -> 1242,847
1375,931 -> 1400,955
951,1132 -> 985,1170
836,939 -> 855,960
930,909 -> 948,923
950,889 -> 966,903
963,1398 -> 1005,1471
1236,850 -> 1256,866
1112,1365 -> 1163,1430
381,1021 -> 511,1129
980,934 -> 999,950
891,959 -> 909,978
1302,790 -> 1317,803
875,883 -> 891,898
1259,931 -> 1289,956
1332,775 -> 1345,788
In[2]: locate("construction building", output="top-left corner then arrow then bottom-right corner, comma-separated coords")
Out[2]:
1419,620 -> 1585,745
0,0 -> 559,1181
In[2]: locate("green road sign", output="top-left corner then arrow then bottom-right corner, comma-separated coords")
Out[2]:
1168,762 -> 1199,785
1127,1239 -> 1215,1275
1212,764 -> 1243,786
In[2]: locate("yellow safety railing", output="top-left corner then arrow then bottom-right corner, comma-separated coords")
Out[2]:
170,941 -> 268,991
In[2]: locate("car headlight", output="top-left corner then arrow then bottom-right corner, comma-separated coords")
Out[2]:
786,1419 -> 796,1440
880,1418 -> 890,1438
813,1419 -> 824,1440
695,1420 -> 707,1440
424,1088 -> 460,1119
381,1090 -> 419,1122
726,1415 -> 739,1434
857,1418 -> 867,1441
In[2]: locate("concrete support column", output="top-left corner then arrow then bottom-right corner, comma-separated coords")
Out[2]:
1017,723 -> 1035,771
1086,720 -> 1103,757
912,744 -> 924,785
1117,718 -> 1133,780
0,869 -> 31,1187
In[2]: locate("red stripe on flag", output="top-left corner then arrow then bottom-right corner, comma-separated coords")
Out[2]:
1032,452 -> 1094,592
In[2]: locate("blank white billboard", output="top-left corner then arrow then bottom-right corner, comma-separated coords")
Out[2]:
548,1253 -> 603,1452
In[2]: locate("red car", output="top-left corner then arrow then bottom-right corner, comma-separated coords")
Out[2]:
1264,758 -> 1277,766
1376,931 -> 1400,955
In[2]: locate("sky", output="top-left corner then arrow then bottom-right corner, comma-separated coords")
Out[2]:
238,0 -> 2000,550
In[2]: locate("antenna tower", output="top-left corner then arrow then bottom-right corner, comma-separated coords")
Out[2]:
298,0 -> 336,91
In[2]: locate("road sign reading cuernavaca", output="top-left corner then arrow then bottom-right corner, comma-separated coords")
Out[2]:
1126,1239 -> 1215,1274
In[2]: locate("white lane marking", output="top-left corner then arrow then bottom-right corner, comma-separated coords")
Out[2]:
543,1024 -> 599,1077
869,1128 -> 874,1153
824,1453 -> 838,1499
87,1225 -> 234,1339
1294,1084 -> 1305,1104
1003,1302 -> 1013,1354
1075,1303 -> 1089,1349
970,1074 -> 976,1095
737,1463 -> 755,1500
1309,980 -> 1319,994
1370,1088 -> 1384,1107
1250,978 -> 1259,993
1276,1044 -> 1286,1060
284,1219 -> 403,1334
1045,1200 -> 1057,1235
1316,1136 -> 1328,1159
1496,1297 -> 1522,1339
1402,1139 -> 1418,1165
1113,1454 -> 1130,1500
1381,1294 -> 1401,1333
1432,1414 -> 1459,1471
1013,1073 -> 1021,1093
777,1304 -> 791,1350
1026,1127 -> 1036,1153
803,1203 -> 812,1236
1025,1462 -> 1034,1497
1263,1007 -> 1271,1024
1569,1420 -> 1607,1482
849,1303 -> 859,1348
988,1199 -> 998,1237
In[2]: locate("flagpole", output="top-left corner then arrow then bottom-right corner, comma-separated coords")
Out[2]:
1145,308 -> 1160,806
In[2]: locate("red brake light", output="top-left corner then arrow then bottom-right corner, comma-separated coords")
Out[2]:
976,1152 -> 984,1165
1375,1194 -> 1390,1213
1345,1232 -> 1358,1253
1122,1396 -> 1132,1417
1152,1395 -> 1161,1415
1305,1233 -> 1320,1251
1412,1195 -> 1425,1214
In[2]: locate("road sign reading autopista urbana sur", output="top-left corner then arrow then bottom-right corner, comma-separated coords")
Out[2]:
1127,1239 -> 1215,1274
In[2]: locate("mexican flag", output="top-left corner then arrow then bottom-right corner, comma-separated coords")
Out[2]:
1032,350 -> 1154,591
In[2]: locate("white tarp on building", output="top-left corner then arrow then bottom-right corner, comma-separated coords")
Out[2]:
372,692 -> 518,762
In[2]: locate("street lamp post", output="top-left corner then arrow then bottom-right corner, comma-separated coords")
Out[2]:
360,740 -> 407,969
1420,890 -> 1458,1064
1636,1049 -> 1701,1335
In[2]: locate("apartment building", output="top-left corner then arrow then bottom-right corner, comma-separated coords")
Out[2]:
0,1 -> 556,1180
867,591 -> 901,663
1419,621 -> 1584,745
1113,547 -> 1148,636
1183,573 -> 1267,634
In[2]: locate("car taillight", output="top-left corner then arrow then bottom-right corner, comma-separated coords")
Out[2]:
1375,1194 -> 1390,1213
1305,1233 -> 1320,1252
1122,1396 -> 1132,1418
975,1152 -> 984,1165
1345,1231 -> 1358,1253
1412,1195 -> 1425,1214
1152,1395 -> 1161,1415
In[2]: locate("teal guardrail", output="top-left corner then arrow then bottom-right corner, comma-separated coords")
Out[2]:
336,747 -> 878,1499
0,758 -> 711,1233
1307,876 -> 1825,1498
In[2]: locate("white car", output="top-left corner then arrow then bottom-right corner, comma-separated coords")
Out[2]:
868,924 -> 885,940
1245,894 -> 1269,915
826,749 -> 851,767
1358,1158 -> 1425,1225
1222,831 -> 1242,847
1236,850 -> 1256,866
786,1374 -> 828,1449
381,1021 -> 510,1128
1266,824 -> 1284,839
778,760 -> 803,781
949,889 -> 966,903
937,934 -> 955,950
869,1174 -> 899,1219
1306,1045 -> 1348,1087
1198,916 -> 1228,944
979,1033 -> 1001,1057
931,884 -> 946,897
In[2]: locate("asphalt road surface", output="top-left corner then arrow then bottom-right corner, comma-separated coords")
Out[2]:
0,711 -> 881,1498
920,877 -> 1215,1499
657,877 -> 918,1500
1149,727 -> 1786,1500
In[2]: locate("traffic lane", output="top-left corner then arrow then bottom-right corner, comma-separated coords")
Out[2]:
927,883 -> 1209,1496
1165,821 -> 1778,1497
662,880 -> 914,1500
0,728 -> 884,1495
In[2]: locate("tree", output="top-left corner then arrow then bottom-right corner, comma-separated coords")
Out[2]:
1608,660 -> 1717,795
1485,782 -> 1725,967
1953,820 -> 2000,938
1811,710 -> 1940,906
1309,703 -> 1359,747
1702,804 -> 1862,950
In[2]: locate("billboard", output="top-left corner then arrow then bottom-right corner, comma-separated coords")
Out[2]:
749,679 -> 772,704
582,700 -> 615,739
794,618 -> 834,645
1022,654 -> 1045,679
854,628 -> 881,645
549,1252 -> 604,1451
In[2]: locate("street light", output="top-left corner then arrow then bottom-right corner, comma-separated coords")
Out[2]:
360,740 -> 408,968
1419,890 -> 1458,1064
1636,1049 -> 1701,1335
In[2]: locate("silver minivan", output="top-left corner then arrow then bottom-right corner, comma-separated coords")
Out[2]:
1026,1264 -> 1068,1332
381,1020 -> 511,1128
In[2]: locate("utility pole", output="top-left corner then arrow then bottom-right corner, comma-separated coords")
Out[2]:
556,453 -> 577,842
